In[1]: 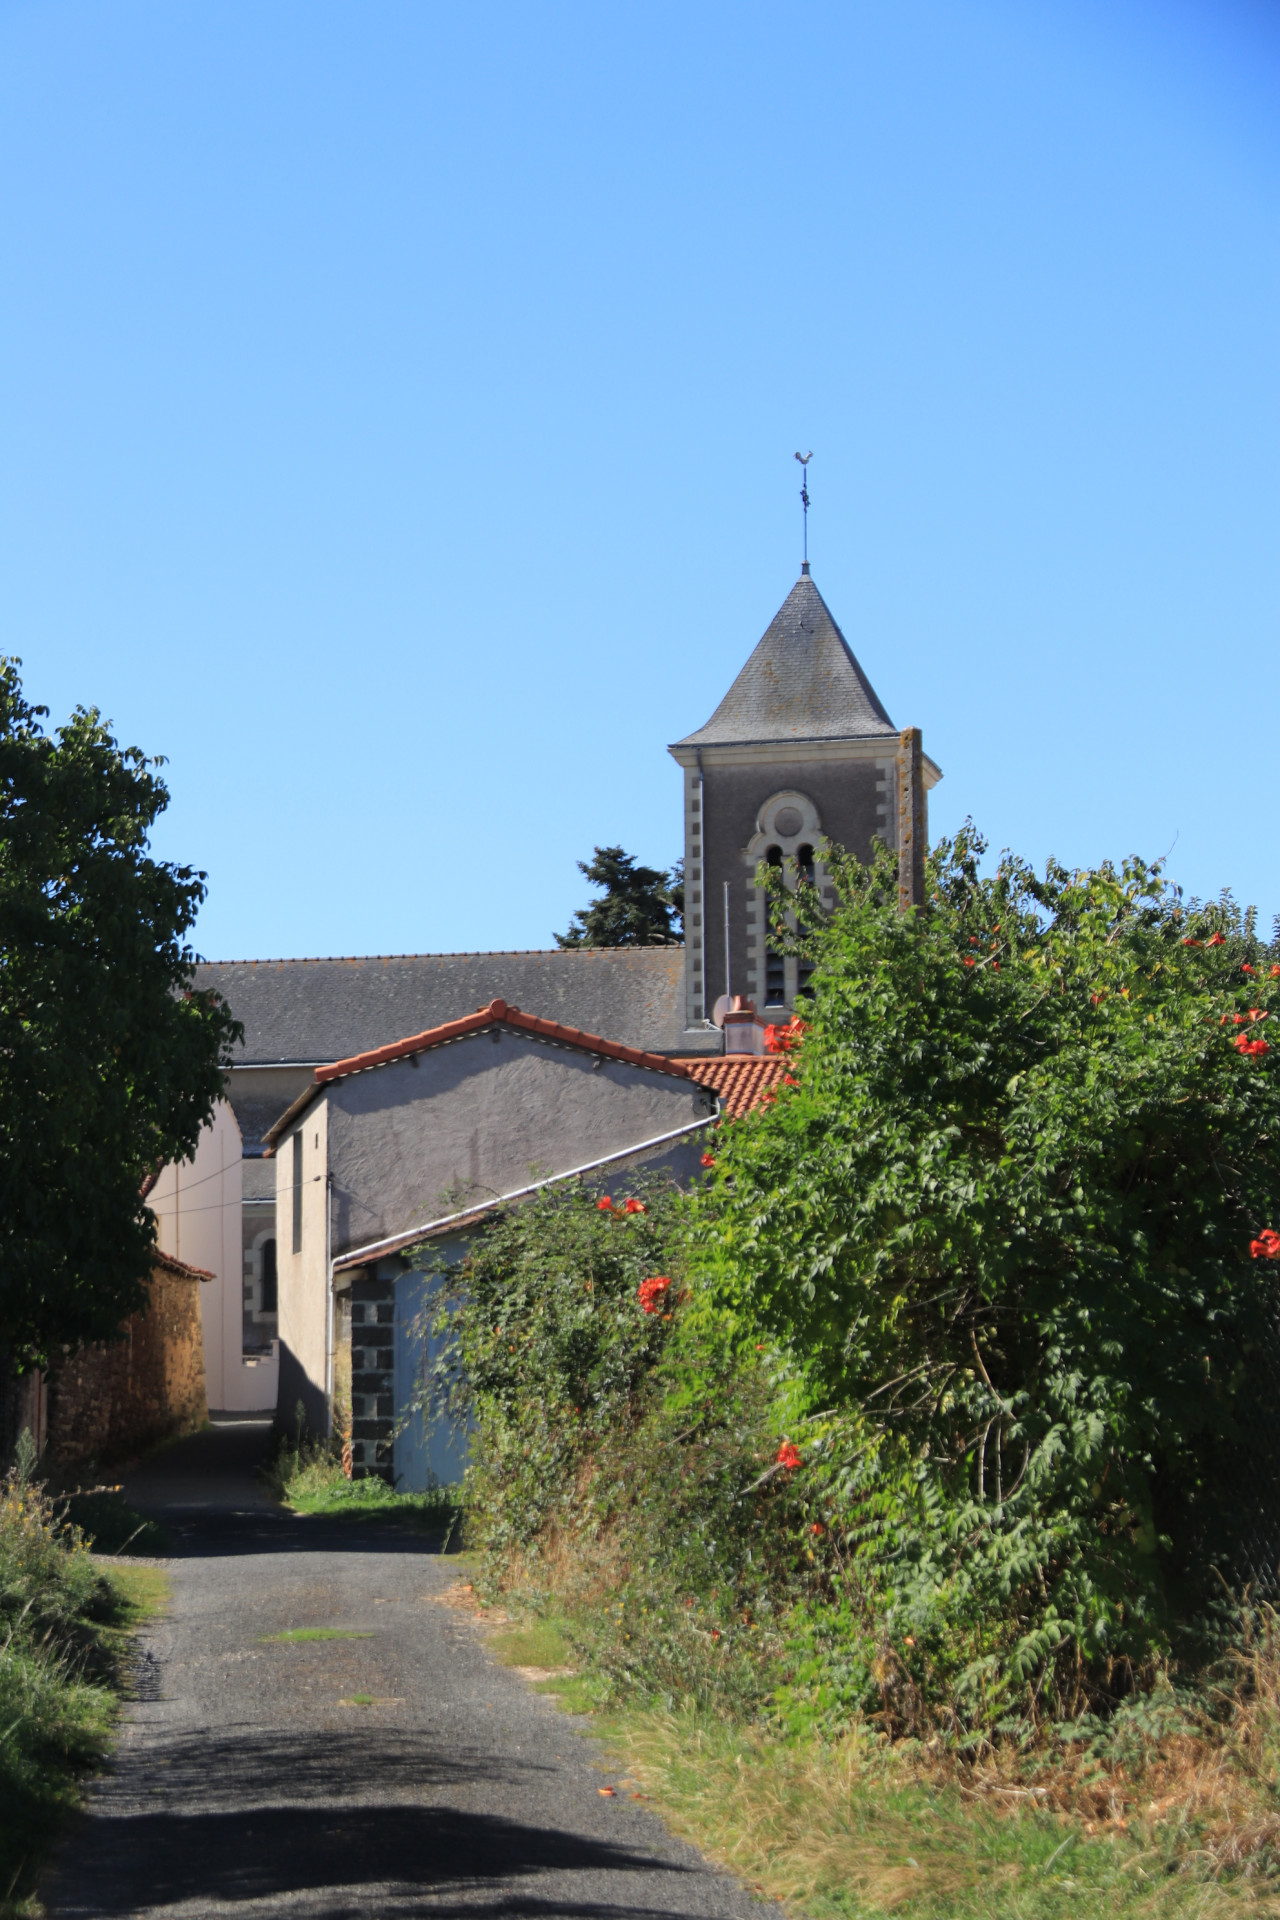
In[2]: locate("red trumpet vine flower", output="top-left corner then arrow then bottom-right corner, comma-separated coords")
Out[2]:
637,1276 -> 672,1314
1251,1229 -> 1280,1261
775,1442 -> 803,1471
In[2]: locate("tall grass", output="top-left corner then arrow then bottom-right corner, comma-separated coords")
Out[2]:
0,1446 -> 145,1912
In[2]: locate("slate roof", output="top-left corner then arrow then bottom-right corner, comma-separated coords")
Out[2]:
197,947 -> 714,1066
673,570 -> 896,747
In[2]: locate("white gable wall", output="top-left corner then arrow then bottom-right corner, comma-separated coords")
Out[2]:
150,1101 -> 278,1413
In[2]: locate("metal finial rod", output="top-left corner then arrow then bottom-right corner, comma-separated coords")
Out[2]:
794,451 -> 812,568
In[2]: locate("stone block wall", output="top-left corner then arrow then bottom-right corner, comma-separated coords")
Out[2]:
349,1271 -> 395,1481
46,1252 -> 210,1469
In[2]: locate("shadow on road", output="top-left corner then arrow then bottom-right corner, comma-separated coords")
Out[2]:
120,1413 -> 452,1560
49,1798 -> 692,1918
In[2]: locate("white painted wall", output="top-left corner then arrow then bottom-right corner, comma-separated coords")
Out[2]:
150,1102 -> 278,1413
274,1097 -> 331,1434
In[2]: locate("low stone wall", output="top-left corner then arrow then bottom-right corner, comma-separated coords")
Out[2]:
46,1252 -> 211,1469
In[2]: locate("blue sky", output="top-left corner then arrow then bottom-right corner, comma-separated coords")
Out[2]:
2,0 -> 1277,958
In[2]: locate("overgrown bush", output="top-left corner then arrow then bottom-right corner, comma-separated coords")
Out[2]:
436,830 -> 1280,1751
430,1174 -> 687,1556
700,831 -> 1280,1733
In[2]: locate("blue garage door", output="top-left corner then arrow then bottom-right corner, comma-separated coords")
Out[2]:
393,1266 -> 471,1492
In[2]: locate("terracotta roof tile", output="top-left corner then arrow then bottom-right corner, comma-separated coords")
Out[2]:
676,1056 -> 791,1118
152,1249 -> 215,1283
317,1000 -> 693,1085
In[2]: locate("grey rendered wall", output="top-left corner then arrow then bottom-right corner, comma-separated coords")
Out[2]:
327,1028 -> 708,1257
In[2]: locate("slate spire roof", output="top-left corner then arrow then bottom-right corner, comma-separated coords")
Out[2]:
674,569 -> 896,747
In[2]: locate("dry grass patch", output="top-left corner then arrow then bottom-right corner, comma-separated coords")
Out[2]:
593,1708 -> 1280,1920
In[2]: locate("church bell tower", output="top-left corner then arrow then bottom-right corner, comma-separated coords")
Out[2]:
668,565 -> 941,1028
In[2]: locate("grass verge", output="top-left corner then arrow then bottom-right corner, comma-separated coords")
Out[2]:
262,1437 -> 464,1536
0,1472 -> 170,1919
478,1600 -> 1280,1918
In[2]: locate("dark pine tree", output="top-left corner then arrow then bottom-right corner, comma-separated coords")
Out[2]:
555,846 -> 683,948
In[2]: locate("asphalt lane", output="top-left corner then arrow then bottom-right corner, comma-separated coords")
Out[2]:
42,1417 -> 774,1920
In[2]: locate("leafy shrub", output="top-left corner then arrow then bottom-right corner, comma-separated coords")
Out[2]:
430,1174 -> 687,1556
437,830 -> 1280,1748
699,830 -> 1280,1730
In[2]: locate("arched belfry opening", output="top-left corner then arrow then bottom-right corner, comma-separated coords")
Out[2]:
668,569 -> 941,1027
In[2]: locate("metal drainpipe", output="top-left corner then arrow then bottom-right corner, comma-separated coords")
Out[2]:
695,747 -> 707,1021
323,1171 -> 335,1437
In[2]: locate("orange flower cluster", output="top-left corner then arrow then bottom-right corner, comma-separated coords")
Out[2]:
775,1441 -> 803,1470
599,1195 -> 646,1214
1252,1230 -> 1280,1261
1208,932 -> 1227,947
637,1275 -> 671,1314
700,1150 -> 716,1168
1234,1036 -> 1271,1058
764,1017 -> 806,1055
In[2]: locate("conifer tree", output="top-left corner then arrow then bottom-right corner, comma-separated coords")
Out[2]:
555,845 -> 682,947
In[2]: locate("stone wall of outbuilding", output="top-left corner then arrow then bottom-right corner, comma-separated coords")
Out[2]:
46,1253 -> 211,1469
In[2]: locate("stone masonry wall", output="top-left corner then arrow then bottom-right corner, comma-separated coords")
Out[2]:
349,1270 -> 396,1482
46,1255 -> 210,1469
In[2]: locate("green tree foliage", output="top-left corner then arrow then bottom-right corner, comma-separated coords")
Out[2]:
555,845 -> 682,947
427,1177 -> 685,1553
0,660 -> 240,1361
433,828 -> 1280,1740
700,829 -> 1280,1719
